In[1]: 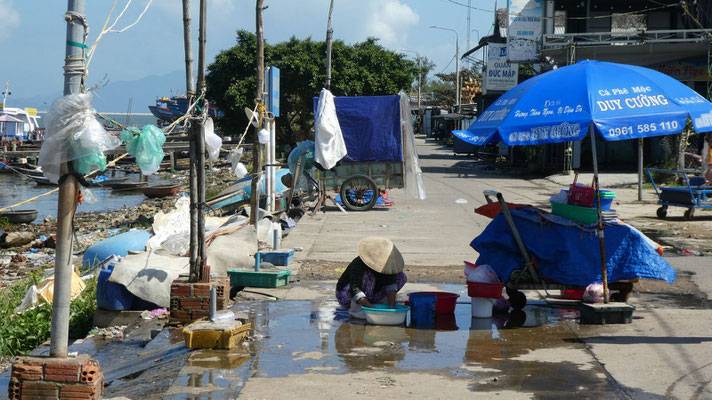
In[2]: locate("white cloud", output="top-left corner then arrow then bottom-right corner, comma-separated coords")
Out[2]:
362,0 -> 419,48
0,0 -> 20,41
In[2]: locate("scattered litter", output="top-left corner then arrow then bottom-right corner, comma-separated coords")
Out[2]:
455,198 -> 468,204
680,249 -> 704,256
93,325 -> 127,341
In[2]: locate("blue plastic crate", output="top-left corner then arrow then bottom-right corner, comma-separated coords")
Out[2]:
260,249 -> 295,266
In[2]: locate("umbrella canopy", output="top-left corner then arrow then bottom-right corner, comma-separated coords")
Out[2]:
455,60 -> 712,146
0,114 -> 23,123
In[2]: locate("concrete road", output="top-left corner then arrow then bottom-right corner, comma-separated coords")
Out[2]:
283,138 -> 557,267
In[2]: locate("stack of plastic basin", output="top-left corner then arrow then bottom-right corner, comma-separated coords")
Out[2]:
468,281 -> 504,318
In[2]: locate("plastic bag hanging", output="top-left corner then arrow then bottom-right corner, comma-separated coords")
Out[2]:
39,93 -> 121,183
314,89 -> 347,170
399,91 -> 426,200
203,117 -> 222,161
120,124 -> 166,175
227,147 -> 248,178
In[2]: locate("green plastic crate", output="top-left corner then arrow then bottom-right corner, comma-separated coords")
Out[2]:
550,201 -> 598,225
228,268 -> 292,288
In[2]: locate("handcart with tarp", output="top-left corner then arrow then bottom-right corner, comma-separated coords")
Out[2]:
288,92 -> 424,212
647,168 -> 712,220
472,190 -> 676,309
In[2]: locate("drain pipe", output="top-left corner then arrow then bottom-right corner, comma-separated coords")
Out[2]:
209,287 -> 217,321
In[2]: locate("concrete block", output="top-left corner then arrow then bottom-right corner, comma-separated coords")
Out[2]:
183,320 -> 251,349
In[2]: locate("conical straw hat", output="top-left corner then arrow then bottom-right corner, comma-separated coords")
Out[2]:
357,237 -> 404,275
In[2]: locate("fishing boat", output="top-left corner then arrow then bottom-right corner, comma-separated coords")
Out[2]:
0,82 -> 42,142
142,184 -> 181,198
148,95 -> 223,123
0,210 -> 38,224
27,175 -> 130,187
110,181 -> 148,191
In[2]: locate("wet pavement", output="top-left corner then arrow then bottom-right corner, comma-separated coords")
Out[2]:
95,299 -> 627,399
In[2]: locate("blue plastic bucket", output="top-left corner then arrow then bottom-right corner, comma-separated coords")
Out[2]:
97,264 -> 134,311
409,293 -> 436,328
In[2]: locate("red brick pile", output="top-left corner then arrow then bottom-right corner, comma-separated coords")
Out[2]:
9,355 -> 103,400
169,276 -> 230,323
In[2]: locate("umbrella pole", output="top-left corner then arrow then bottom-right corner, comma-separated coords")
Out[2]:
589,122 -> 610,303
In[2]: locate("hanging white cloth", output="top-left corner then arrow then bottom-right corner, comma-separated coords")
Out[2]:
399,91 -> 427,200
314,88 -> 347,170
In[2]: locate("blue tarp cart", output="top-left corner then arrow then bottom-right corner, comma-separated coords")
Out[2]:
647,168 -> 712,220
313,95 -> 405,211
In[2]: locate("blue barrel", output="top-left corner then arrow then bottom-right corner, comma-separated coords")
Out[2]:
409,294 -> 436,328
97,265 -> 134,311
83,230 -> 150,269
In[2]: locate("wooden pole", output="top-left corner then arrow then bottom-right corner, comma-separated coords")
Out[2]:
196,0 -> 208,280
589,122 -> 609,303
251,0 -> 265,225
50,0 -> 85,358
325,0 -> 335,90
182,0 -> 199,282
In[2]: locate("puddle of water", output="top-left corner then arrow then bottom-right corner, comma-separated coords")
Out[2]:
158,300 -> 595,399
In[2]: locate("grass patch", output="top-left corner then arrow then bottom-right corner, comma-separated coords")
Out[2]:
0,217 -> 14,230
206,184 -> 228,199
0,272 -> 98,357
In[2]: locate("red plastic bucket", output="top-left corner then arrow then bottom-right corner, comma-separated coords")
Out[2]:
467,281 -> 504,298
407,291 -> 460,314
562,289 -> 585,300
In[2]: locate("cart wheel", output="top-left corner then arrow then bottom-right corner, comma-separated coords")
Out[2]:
656,206 -> 668,219
340,174 -> 379,211
684,208 -> 695,221
506,288 -> 527,310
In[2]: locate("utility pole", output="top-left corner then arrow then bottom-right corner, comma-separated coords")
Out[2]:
50,0 -> 85,358
182,0 -> 200,282
195,0 -> 208,280
325,0 -> 335,90
251,0 -> 265,225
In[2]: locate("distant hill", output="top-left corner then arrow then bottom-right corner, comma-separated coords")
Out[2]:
9,70 -> 186,113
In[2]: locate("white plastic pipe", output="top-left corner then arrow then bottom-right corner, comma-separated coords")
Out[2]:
270,117 -> 276,212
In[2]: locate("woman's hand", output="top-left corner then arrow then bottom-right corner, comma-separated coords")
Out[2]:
357,297 -> 374,308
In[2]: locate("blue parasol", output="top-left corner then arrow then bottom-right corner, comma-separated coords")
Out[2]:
457,60 -> 712,302
454,60 -> 712,145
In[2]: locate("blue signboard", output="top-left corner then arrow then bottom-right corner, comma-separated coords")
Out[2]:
267,66 -> 280,117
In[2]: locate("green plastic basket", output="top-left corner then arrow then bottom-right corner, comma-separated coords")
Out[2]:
550,201 -> 598,225
227,268 -> 291,288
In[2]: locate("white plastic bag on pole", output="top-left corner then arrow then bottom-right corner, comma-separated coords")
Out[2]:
39,93 -> 121,183
203,117 -> 222,162
314,88 -> 347,170
399,91 -> 426,200
227,147 -> 248,178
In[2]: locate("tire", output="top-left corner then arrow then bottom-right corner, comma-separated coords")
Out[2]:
656,206 -> 668,219
339,174 -> 378,211
506,288 -> 527,311
684,208 -> 695,221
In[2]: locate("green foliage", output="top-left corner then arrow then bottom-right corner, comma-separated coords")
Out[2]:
424,67 -> 481,108
0,273 -> 98,357
207,31 -> 417,143
0,217 -> 13,229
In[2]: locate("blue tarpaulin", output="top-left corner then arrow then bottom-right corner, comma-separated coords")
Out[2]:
470,208 -> 676,286
313,95 -> 402,162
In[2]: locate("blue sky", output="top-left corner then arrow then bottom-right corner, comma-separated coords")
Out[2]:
0,0 -> 497,111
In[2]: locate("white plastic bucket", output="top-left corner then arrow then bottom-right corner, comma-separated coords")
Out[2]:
471,297 -> 494,318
